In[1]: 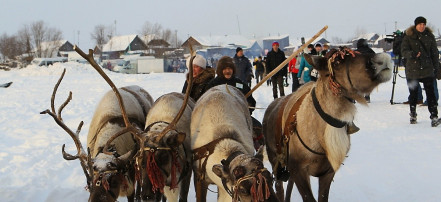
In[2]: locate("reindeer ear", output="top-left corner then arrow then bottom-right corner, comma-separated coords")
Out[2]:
304,54 -> 328,71
166,132 -> 186,148
213,164 -> 226,178
254,145 -> 264,161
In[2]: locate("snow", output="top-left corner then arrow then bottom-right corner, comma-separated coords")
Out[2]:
1,62 -> 441,202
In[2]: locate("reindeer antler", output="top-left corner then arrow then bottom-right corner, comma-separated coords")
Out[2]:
73,46 -> 145,155
40,68 -> 92,187
154,45 -> 195,141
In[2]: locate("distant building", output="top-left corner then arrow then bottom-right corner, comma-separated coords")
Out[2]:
181,35 -> 263,59
33,40 -> 74,58
102,35 -> 148,59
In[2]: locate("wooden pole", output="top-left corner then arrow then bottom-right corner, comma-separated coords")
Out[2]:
245,25 -> 328,98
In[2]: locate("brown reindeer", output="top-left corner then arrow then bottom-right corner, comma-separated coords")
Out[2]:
263,48 -> 392,202
41,69 -> 154,202
191,85 -> 279,202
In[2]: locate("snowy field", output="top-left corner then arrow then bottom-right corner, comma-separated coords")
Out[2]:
1,62 -> 441,202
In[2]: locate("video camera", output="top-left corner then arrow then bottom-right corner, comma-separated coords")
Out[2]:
385,30 -> 403,44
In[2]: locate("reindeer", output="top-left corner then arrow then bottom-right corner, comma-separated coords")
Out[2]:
191,85 -> 279,202
97,53 -> 197,202
41,69 -> 154,202
137,92 -> 195,201
263,48 -> 392,202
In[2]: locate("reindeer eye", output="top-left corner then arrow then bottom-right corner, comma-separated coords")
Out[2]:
107,162 -> 117,170
239,186 -> 248,194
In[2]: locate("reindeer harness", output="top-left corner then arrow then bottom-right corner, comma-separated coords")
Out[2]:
139,121 -> 190,193
276,48 -> 357,165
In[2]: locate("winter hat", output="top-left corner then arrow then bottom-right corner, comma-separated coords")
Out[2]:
414,16 -> 426,26
357,38 -> 368,48
272,41 -> 279,46
236,47 -> 243,53
216,56 -> 236,78
186,54 -> 206,69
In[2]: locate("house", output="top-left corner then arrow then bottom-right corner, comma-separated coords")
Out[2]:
33,40 -> 74,58
147,39 -> 174,57
181,35 -> 263,60
102,35 -> 148,59
352,33 -> 380,48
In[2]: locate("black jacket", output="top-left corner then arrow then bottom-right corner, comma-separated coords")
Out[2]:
233,54 -> 253,83
253,60 -> 265,73
182,68 -> 215,101
204,76 -> 256,113
266,48 -> 287,77
401,26 -> 439,79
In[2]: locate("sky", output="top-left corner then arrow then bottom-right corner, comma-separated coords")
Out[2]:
1,61 -> 441,201
2,0 -> 441,49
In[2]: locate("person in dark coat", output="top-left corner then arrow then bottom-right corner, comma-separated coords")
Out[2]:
356,38 -> 376,102
266,41 -> 287,99
401,16 -> 440,126
233,47 -> 253,87
182,54 -> 215,101
253,56 -> 265,83
205,56 -> 256,114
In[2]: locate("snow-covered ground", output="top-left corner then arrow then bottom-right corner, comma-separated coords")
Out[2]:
1,62 -> 440,202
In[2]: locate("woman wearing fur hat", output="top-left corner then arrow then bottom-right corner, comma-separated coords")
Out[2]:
204,56 -> 257,114
182,54 -> 215,101
401,16 -> 440,126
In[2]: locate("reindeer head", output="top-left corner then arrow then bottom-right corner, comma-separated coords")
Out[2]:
139,122 -> 187,199
212,146 -> 276,202
305,47 -> 392,103
88,149 -> 134,202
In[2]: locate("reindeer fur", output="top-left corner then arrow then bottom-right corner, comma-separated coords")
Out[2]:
87,85 -> 153,201
264,52 -> 392,202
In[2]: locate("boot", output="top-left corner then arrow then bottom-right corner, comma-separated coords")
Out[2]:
347,122 -> 360,135
431,115 -> 440,127
410,112 -> 417,124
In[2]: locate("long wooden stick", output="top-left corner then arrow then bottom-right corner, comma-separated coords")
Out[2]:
245,25 -> 328,98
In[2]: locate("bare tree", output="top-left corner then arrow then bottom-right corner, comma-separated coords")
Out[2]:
0,33 -> 26,61
90,24 -> 108,50
162,28 -> 172,44
331,36 -> 344,44
31,21 -> 46,58
151,23 -> 162,37
29,21 -> 63,58
354,27 -> 367,39
18,25 -> 33,56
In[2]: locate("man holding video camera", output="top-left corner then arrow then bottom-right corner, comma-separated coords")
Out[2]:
401,16 -> 440,126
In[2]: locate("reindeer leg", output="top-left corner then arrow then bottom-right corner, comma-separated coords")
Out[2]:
178,171 -> 191,202
284,176 -> 295,202
275,180 -> 285,202
318,171 -> 335,202
292,170 -> 315,202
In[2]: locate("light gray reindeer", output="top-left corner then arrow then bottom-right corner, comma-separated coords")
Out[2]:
41,69 -> 154,202
263,48 -> 392,202
138,92 -> 195,202
191,85 -> 279,202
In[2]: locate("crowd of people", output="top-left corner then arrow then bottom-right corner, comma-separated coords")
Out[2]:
181,16 -> 440,127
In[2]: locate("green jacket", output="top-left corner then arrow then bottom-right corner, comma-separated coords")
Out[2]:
401,26 -> 439,79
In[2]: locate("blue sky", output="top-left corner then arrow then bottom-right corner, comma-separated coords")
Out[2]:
2,0 -> 440,48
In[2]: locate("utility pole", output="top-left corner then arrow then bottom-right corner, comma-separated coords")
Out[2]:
395,21 -> 397,31
236,15 -> 241,35
175,30 -> 178,48
114,20 -> 117,36
77,30 -> 80,46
